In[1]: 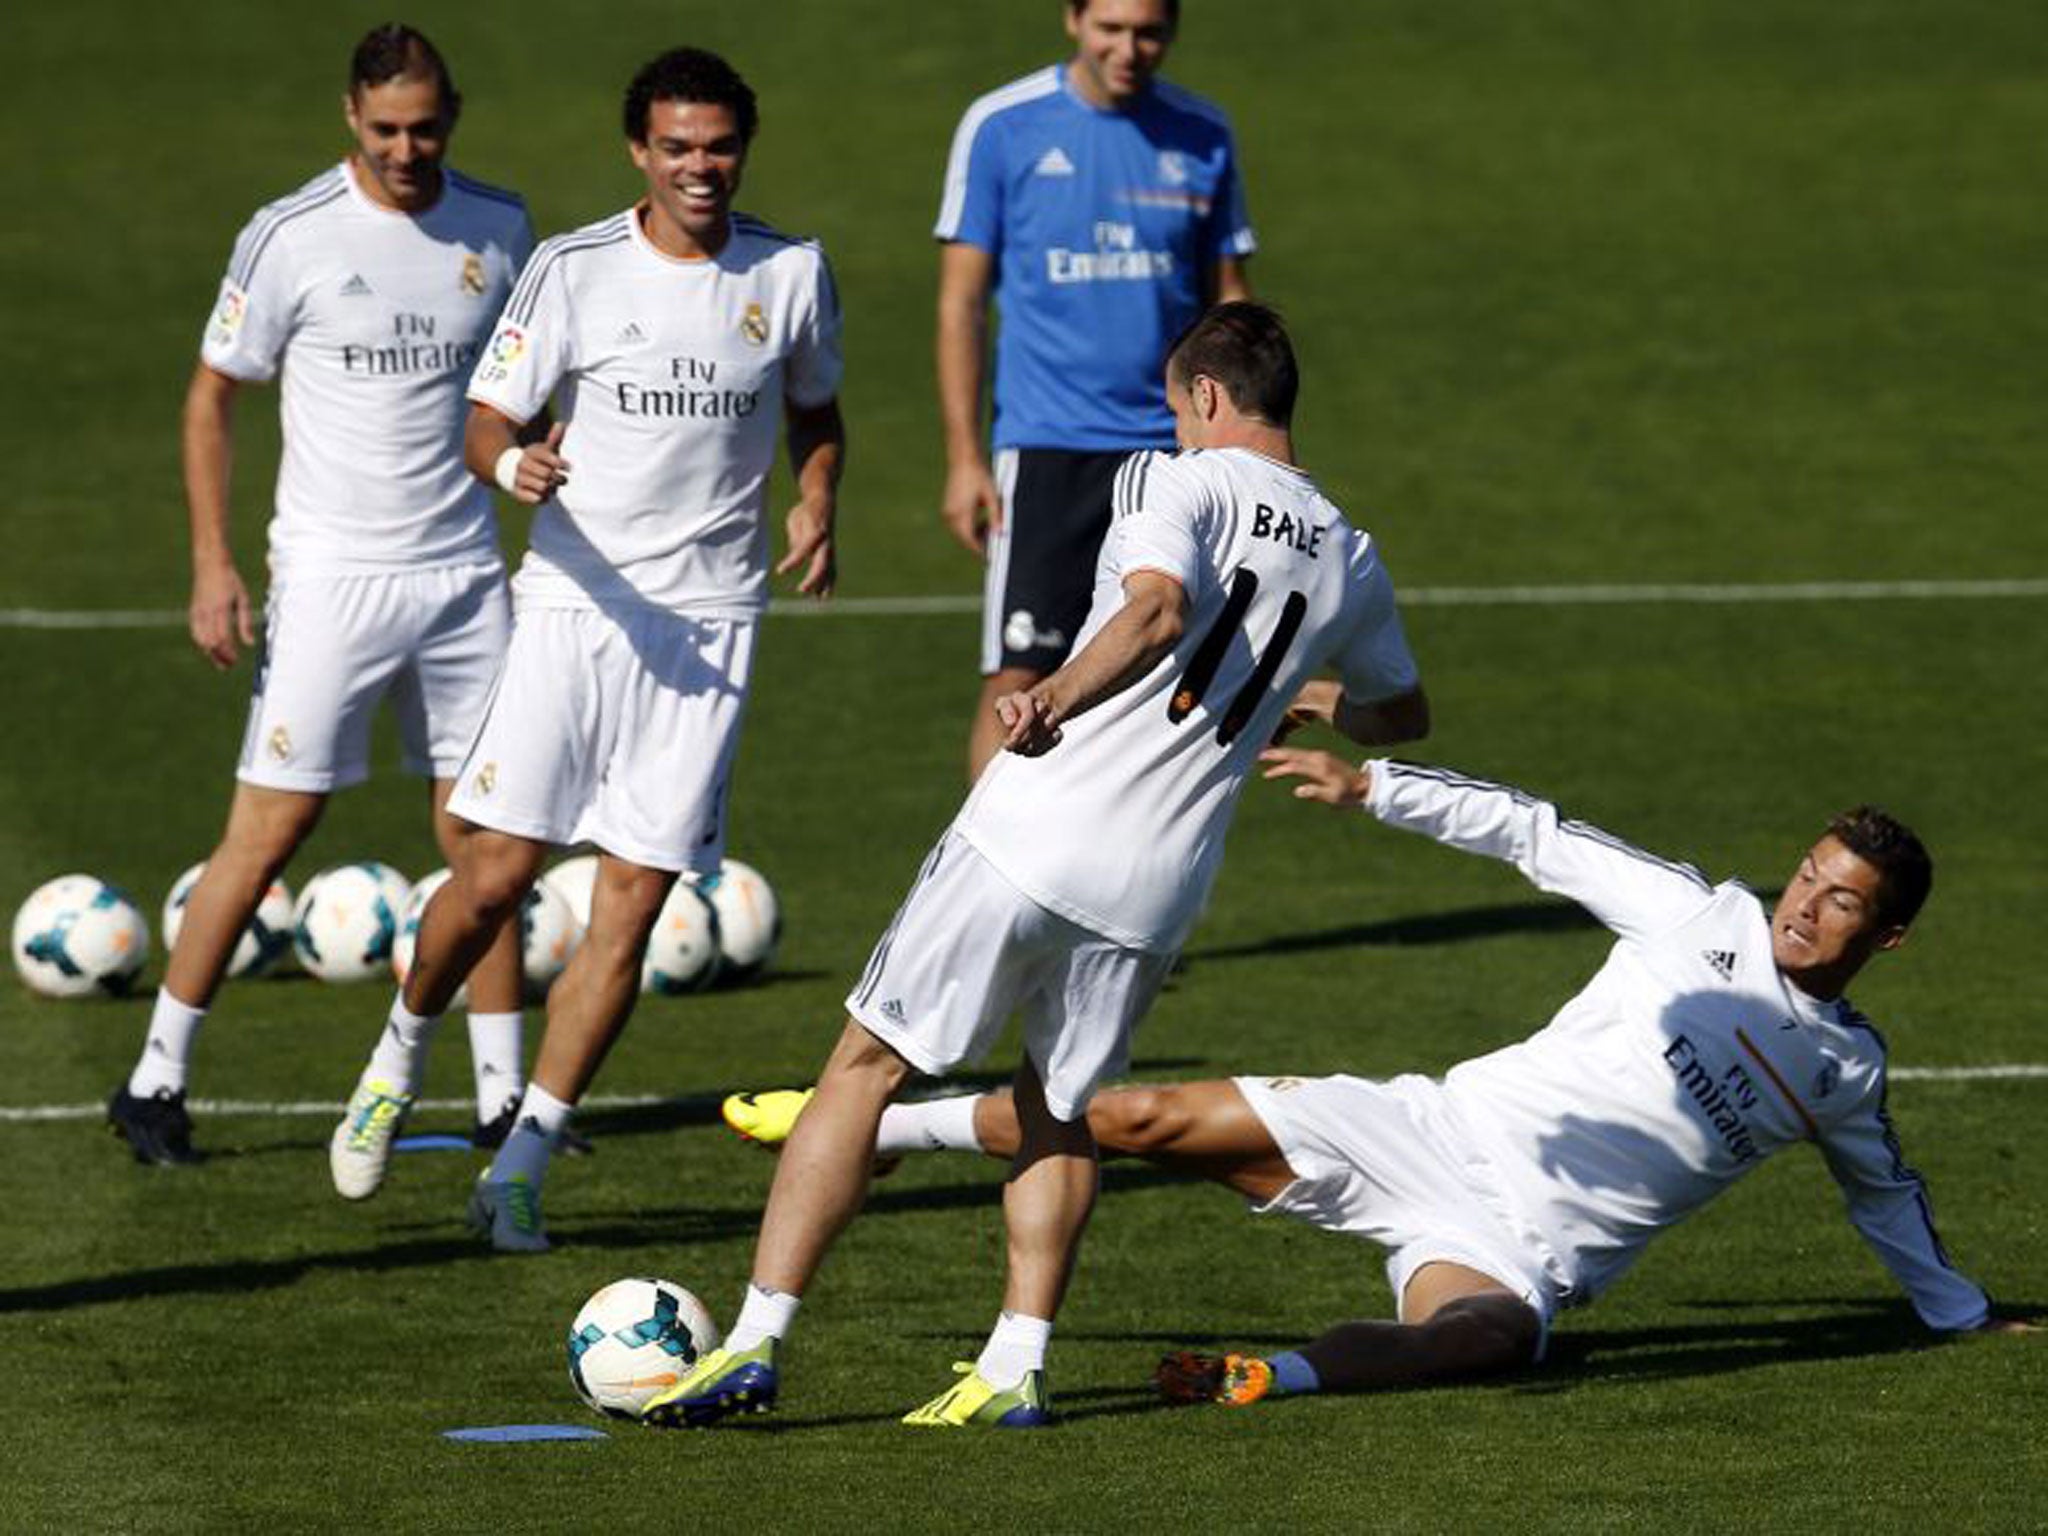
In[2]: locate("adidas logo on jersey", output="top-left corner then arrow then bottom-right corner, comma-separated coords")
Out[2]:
1702,949 -> 1737,980
339,273 -> 373,298
615,320 -> 648,346
1033,146 -> 1076,177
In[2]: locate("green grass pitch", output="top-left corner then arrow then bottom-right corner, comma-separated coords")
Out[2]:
3,1 -> 2044,1529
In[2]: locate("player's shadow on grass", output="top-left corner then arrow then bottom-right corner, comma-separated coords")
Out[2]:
1528,1298 -> 1960,1389
1188,899 -> 1602,965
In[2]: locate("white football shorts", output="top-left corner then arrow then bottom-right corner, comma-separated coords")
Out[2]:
848,832 -> 1176,1121
445,605 -> 755,874
237,561 -> 509,793
1236,1072 -> 1564,1343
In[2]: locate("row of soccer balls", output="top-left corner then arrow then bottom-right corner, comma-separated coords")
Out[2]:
9,855 -> 780,1001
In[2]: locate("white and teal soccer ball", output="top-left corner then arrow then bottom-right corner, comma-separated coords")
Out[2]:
292,862 -> 410,982
566,1277 -> 721,1419
161,862 -> 293,980
543,853 -> 600,931
12,875 -> 150,998
641,879 -> 719,994
698,858 -> 780,983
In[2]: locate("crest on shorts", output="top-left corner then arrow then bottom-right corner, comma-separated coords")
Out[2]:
739,302 -> 769,346
474,762 -> 497,796
459,253 -> 487,296
267,726 -> 292,762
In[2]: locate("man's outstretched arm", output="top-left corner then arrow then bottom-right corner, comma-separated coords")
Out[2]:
1259,749 -> 1717,942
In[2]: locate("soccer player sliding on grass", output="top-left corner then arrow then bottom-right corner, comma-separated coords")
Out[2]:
727,751 -> 2030,1405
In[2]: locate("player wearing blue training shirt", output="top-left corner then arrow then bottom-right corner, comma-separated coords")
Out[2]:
936,0 -> 1257,778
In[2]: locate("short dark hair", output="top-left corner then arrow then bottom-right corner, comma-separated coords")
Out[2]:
349,24 -> 459,116
1067,0 -> 1181,24
1167,302 -> 1300,427
623,47 -> 758,144
1828,806 -> 1933,929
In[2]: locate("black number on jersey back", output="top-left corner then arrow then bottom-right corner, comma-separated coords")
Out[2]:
1167,567 -> 1308,747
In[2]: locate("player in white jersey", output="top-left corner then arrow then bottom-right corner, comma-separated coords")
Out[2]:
108,26 -> 535,1168
643,303 -> 1430,1430
325,47 -> 845,1246
747,754 -> 2029,1404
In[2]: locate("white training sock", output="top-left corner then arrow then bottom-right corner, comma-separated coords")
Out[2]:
364,995 -> 442,1093
127,989 -> 207,1097
486,1082 -> 574,1187
465,1010 -> 525,1119
974,1311 -> 1052,1390
725,1282 -> 801,1352
875,1095 -> 985,1156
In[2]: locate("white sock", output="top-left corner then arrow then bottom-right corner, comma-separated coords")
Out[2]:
486,1082 -> 573,1187
875,1095 -> 985,1156
365,995 -> 442,1093
725,1282 -> 801,1352
465,1010 -> 524,1119
127,989 -> 207,1097
975,1311 -> 1052,1390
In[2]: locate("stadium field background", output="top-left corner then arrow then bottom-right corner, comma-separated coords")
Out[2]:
3,1 -> 2042,1528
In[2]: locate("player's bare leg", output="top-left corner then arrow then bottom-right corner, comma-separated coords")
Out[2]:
466,854 -> 671,1250
430,781 -> 522,1015
116,783 -> 326,1164
640,1019 -> 915,1425
403,827 -> 546,1013
525,854 -> 674,1103
999,1061 -> 1098,1320
430,779 -> 527,1141
751,1019 -> 915,1295
968,664 -> 1043,781
331,826 -> 546,1202
162,784 -> 326,1008
973,1079 -> 1296,1203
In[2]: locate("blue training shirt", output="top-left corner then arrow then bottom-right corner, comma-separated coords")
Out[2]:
936,64 -> 1256,453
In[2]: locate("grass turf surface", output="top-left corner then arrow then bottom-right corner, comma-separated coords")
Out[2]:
3,1 -> 2044,1530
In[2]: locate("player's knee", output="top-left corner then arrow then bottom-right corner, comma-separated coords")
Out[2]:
1099,1085 -> 1187,1154
1420,1295 -> 1542,1377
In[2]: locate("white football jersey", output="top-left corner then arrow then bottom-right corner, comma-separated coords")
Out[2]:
1366,761 -> 1990,1329
956,448 -> 1420,950
200,162 -> 532,574
467,209 -> 844,616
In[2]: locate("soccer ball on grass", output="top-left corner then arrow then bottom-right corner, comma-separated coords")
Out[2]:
12,875 -> 149,998
293,862 -> 410,982
566,1278 -> 721,1418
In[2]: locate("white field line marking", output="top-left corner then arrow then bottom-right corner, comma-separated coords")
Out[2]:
4,577 -> 2047,631
4,1065 -> 2043,1123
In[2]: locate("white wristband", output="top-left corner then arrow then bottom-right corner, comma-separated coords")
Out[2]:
493,445 -> 525,495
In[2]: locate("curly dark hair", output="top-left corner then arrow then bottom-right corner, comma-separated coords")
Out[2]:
1828,806 -> 1933,929
623,47 -> 758,144
349,24 -> 460,116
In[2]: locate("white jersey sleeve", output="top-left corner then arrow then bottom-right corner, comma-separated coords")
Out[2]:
1332,547 -> 1420,704
1818,1061 -> 1992,1331
468,231 -> 582,425
202,170 -> 347,381
782,249 -> 843,409
1366,761 -> 1716,943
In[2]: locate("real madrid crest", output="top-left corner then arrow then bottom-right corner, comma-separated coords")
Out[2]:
740,302 -> 768,346
460,253 -> 487,296
267,726 -> 292,762
475,762 -> 497,795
